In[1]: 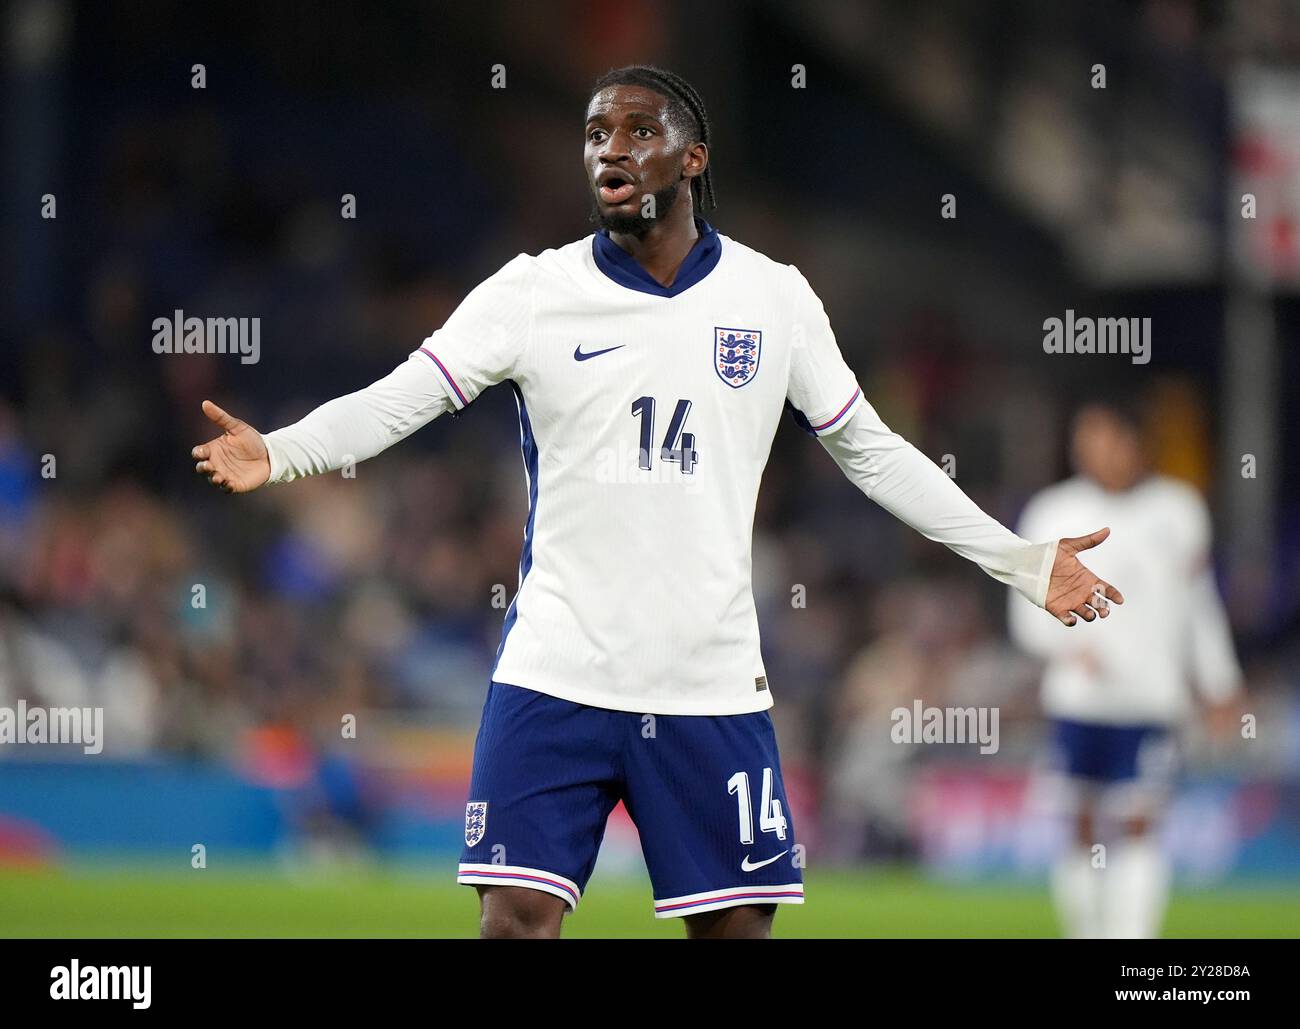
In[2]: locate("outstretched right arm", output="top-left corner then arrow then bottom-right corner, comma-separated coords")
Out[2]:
259,355 -> 453,484
191,356 -> 454,492
192,252 -> 534,493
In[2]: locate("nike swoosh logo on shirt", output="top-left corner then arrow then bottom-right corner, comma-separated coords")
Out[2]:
574,344 -> 625,361
740,849 -> 789,872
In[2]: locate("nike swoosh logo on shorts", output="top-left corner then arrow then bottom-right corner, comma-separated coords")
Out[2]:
573,344 -> 625,361
740,849 -> 789,872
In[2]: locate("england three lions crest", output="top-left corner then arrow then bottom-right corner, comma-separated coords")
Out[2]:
465,802 -> 488,847
714,327 -> 762,388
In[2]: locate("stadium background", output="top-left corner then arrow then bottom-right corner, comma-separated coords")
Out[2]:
1,0 -> 1298,936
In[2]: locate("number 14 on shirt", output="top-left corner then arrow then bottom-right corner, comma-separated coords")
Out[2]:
631,396 -> 699,474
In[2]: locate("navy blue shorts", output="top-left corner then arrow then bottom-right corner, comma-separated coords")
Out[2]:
457,682 -> 804,918
1051,718 -> 1175,783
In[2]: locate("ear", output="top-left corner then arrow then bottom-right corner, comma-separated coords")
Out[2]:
682,140 -> 708,181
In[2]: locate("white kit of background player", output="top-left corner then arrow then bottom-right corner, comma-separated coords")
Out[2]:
1011,468 -> 1241,938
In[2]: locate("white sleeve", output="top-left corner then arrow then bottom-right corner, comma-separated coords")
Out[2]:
260,354 -> 454,484
785,265 -> 864,435
819,400 -> 1057,607
1187,565 -> 1243,702
410,253 -> 534,411
1184,500 -> 1243,702
1007,493 -> 1074,656
260,253 -> 535,484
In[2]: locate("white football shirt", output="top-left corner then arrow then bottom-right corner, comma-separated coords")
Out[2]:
1008,474 -> 1241,725
411,220 -> 863,715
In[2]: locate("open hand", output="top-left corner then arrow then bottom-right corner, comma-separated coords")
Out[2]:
1046,527 -> 1124,626
191,400 -> 271,494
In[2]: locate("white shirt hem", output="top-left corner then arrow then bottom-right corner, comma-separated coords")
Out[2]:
490,676 -> 776,716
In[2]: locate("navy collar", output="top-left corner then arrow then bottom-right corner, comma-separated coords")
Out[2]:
592,217 -> 722,298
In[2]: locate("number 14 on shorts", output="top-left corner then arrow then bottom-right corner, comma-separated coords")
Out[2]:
728,767 -> 788,843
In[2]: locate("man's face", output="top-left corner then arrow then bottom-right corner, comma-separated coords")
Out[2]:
1071,405 -> 1146,491
583,84 -> 704,236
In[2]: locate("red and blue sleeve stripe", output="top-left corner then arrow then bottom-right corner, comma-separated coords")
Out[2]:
418,347 -> 469,408
809,387 -> 861,433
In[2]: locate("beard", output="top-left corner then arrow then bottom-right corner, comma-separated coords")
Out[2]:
590,179 -> 684,237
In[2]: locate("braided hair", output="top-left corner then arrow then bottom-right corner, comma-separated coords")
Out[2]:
588,65 -> 717,214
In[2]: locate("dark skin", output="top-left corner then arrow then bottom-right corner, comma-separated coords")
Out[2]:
584,84 -> 709,287
477,885 -> 775,939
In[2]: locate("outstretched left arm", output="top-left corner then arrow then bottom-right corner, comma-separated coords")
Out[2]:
817,402 -> 1123,626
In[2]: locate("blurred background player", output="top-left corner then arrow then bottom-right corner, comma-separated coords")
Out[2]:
1009,398 -> 1244,939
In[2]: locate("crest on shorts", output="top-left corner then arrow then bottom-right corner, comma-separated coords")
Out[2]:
714,327 -> 762,388
465,802 -> 488,847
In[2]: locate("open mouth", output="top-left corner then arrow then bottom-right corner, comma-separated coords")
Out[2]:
597,171 -> 637,205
